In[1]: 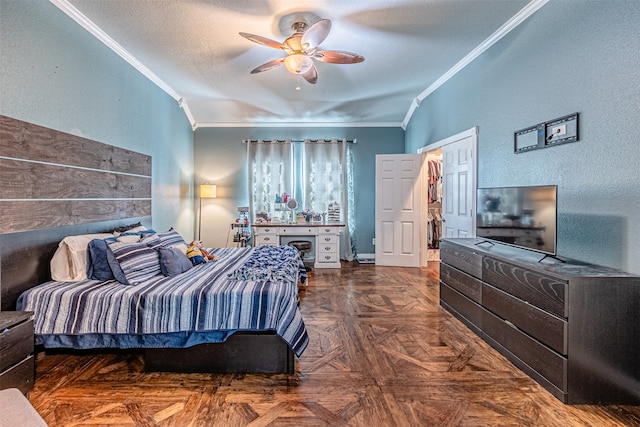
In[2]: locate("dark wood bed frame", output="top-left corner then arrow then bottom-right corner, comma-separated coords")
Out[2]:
0,115 -> 296,375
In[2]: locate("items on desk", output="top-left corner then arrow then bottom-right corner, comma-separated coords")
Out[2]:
327,202 -> 341,223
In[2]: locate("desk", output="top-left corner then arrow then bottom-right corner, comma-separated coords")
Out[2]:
253,223 -> 344,269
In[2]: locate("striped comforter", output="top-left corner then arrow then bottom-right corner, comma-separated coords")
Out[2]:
17,246 -> 309,356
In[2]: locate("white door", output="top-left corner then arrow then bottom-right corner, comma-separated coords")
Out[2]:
375,154 -> 423,267
442,135 -> 475,238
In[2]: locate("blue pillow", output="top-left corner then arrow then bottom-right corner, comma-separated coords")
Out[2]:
86,237 -> 117,281
158,247 -> 192,276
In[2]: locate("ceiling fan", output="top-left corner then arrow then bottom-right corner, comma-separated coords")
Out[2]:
239,18 -> 364,84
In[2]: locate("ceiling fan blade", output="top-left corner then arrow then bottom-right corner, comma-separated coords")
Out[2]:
250,58 -> 285,74
239,32 -> 284,50
314,50 -> 365,64
301,19 -> 331,51
302,64 -> 318,84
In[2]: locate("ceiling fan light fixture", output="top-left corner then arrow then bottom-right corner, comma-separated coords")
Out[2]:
240,17 -> 363,83
284,54 -> 313,74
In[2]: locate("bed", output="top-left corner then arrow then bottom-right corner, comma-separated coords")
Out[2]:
2,116 -> 308,374
15,229 -> 309,374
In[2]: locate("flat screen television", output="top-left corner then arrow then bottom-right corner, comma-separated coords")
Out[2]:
476,185 -> 557,256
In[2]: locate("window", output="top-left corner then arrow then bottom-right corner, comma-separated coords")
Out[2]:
246,139 -> 355,261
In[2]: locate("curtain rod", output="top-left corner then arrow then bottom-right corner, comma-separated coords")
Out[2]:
242,138 -> 356,144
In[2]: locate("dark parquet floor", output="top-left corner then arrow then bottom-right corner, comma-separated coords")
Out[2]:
28,262 -> 640,426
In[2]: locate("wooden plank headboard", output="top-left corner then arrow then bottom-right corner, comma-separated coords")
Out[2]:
0,115 -> 152,310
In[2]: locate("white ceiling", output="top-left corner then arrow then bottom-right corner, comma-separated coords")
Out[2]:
56,0 -> 538,129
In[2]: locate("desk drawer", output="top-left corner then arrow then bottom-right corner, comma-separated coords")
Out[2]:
318,227 -> 339,234
318,234 -> 338,244
256,227 -> 277,235
255,235 -> 277,246
317,252 -> 339,263
318,243 -> 337,254
280,227 -> 316,235
483,256 -> 567,318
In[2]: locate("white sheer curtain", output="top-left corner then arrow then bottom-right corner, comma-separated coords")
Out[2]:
247,140 -> 293,218
302,139 -> 355,261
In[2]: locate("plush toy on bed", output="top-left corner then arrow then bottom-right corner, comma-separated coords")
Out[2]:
186,241 -> 218,265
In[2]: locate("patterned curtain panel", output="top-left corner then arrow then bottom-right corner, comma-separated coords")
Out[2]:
302,139 -> 355,261
247,140 -> 293,218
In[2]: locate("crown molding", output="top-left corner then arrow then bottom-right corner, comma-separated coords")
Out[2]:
195,121 -> 403,129
49,0 -> 196,129
401,0 -> 549,129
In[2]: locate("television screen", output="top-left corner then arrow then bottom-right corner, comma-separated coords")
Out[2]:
476,185 -> 557,255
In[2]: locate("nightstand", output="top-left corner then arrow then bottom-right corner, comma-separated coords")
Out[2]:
0,311 -> 35,395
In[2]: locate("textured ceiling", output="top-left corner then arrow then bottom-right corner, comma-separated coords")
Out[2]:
60,0 -> 532,128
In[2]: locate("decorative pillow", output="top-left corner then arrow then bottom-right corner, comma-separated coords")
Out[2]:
154,228 -> 188,248
158,247 -> 193,276
50,233 -> 115,281
107,235 -> 163,285
86,237 -> 117,280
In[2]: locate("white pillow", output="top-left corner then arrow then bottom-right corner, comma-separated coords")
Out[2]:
50,233 -> 114,281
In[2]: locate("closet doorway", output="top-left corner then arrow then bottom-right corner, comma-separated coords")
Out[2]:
424,148 -> 443,261
418,127 -> 478,265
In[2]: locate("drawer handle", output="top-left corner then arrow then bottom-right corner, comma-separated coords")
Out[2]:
324,246 -> 331,251
504,319 -> 518,330
324,228 -> 331,232
324,255 -> 331,260
324,237 -> 331,242
264,237 -> 270,241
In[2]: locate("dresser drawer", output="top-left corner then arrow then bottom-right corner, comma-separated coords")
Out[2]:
483,256 -> 567,318
440,240 -> 482,280
440,263 -> 482,304
280,226 -> 316,235
0,355 -> 35,395
254,235 -> 277,246
440,283 -> 483,332
482,283 -> 567,355
0,320 -> 34,372
483,308 -> 566,391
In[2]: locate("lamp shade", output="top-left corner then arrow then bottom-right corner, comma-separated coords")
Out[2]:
200,184 -> 217,198
284,54 -> 313,74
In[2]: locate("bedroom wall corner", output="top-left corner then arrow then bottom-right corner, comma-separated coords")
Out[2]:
403,1 -> 640,274
0,0 -> 195,239
0,0 -> 195,306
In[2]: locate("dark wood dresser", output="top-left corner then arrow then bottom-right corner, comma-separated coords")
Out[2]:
0,311 -> 35,395
439,238 -> 640,404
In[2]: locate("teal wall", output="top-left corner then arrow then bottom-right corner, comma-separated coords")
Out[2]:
194,127 -> 404,253
1,0 -> 194,238
405,1 -> 640,274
